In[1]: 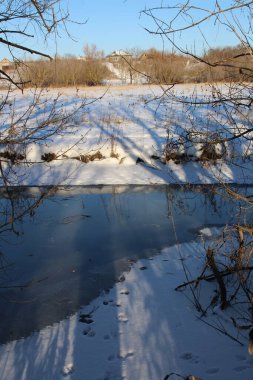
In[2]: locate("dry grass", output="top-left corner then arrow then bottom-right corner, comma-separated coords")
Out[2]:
18,45 -> 253,88
22,57 -> 111,87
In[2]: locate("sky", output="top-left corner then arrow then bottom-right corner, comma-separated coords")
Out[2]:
52,0 -> 169,57
54,0 -> 241,56
1,0 -> 244,60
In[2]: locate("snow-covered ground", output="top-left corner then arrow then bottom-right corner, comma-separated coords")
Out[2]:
0,238 -> 252,380
0,84 -> 253,380
1,83 -> 252,186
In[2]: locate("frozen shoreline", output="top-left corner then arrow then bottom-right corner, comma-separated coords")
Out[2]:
4,158 -> 252,187
0,238 -> 252,380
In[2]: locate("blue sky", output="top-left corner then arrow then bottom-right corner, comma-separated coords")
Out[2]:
55,0 -> 167,56
55,0 -> 240,56
2,0 -> 243,60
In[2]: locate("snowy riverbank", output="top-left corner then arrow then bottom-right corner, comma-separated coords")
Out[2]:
0,237 -> 252,380
1,84 -> 253,186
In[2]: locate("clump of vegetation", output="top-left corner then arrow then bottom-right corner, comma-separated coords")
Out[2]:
163,136 -> 191,163
199,143 -> 224,161
41,152 -> 57,162
163,131 -> 227,164
141,49 -> 187,84
75,151 -> 105,163
110,152 -> 119,159
22,57 -> 111,87
176,220 -> 253,348
164,147 -> 189,163
198,45 -> 253,82
0,151 -> 25,164
138,45 -> 253,84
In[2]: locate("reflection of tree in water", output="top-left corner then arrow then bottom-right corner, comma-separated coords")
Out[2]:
0,187 -> 55,235
165,185 -> 253,228
0,186 -> 58,293
0,188 -> 57,295
165,185 -> 225,219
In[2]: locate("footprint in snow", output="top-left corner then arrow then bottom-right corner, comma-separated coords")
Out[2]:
61,364 -> 74,377
83,326 -> 96,337
107,354 -> 115,362
180,352 -> 193,360
79,313 -> 94,324
118,313 -> 128,322
118,351 -> 134,360
120,289 -> 129,295
110,302 -> 121,307
180,352 -> 199,363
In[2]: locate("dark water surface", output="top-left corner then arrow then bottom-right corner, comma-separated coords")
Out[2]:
0,185 -> 251,344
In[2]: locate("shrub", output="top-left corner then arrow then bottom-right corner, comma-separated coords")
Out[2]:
22,57 -> 111,87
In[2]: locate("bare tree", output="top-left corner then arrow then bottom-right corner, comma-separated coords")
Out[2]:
83,43 -> 104,60
142,1 -> 253,140
0,0 -> 80,153
22,56 -> 110,86
0,1 -> 88,231
80,44 -> 111,85
0,1 -> 72,86
142,0 -> 253,341
141,1 -> 253,190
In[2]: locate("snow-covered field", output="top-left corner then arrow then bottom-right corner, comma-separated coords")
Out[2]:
1,83 -> 252,186
0,84 -> 253,380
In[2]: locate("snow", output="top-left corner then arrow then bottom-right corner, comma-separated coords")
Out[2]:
105,62 -> 123,79
1,83 -> 253,187
104,62 -> 147,84
0,240 -> 252,380
1,84 -> 253,379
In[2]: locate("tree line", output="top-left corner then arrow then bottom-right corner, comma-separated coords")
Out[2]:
18,44 -> 253,87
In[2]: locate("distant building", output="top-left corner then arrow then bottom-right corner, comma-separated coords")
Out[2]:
0,58 -> 15,72
107,50 -> 132,63
77,56 -> 87,61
